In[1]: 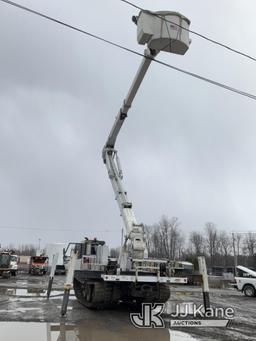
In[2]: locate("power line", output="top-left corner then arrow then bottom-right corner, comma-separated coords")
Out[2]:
0,225 -> 110,232
120,0 -> 256,63
1,0 -> 256,101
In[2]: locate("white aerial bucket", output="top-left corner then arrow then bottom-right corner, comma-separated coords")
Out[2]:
136,10 -> 191,55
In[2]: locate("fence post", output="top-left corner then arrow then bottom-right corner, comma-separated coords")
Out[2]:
198,256 -> 210,313
47,253 -> 58,299
61,250 -> 77,317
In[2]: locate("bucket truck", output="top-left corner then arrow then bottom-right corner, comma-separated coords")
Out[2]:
72,10 -> 191,308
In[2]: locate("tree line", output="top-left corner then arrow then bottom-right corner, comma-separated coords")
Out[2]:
145,216 -> 256,269
1,243 -> 37,256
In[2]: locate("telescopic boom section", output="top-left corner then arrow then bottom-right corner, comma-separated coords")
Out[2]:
102,49 -> 156,260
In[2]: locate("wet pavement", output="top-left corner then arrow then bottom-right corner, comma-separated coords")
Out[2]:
0,321 -> 200,341
0,274 -> 255,340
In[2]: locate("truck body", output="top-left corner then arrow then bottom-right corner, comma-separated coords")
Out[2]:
29,256 -> 49,275
235,265 -> 256,297
72,238 -> 186,309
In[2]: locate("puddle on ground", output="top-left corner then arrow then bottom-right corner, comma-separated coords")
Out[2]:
0,321 -> 199,341
0,287 -> 75,298
0,287 -> 45,297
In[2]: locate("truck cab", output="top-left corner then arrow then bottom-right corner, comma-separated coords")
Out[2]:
0,251 -> 12,278
29,256 -> 49,275
10,254 -> 18,276
235,265 -> 256,297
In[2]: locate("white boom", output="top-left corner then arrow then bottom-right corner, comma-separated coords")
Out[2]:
103,49 -> 156,264
102,10 -> 191,270
70,10 -> 191,309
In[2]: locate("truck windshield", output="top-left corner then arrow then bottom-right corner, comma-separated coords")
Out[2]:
0,254 -> 10,267
32,257 -> 47,264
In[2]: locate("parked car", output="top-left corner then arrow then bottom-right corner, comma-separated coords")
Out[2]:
55,264 -> 66,275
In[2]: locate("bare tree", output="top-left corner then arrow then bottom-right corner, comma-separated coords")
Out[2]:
189,231 -> 204,255
3,244 -> 37,256
145,216 -> 182,259
110,247 -> 120,258
244,233 -> 256,257
204,222 -> 220,266
219,231 -> 231,266
144,224 -> 155,256
176,235 -> 185,259
157,216 -> 181,259
236,234 -> 242,257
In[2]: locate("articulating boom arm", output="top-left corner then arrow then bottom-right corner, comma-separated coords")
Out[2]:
102,49 -> 156,260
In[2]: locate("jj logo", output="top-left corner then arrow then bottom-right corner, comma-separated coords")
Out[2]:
130,303 -> 165,328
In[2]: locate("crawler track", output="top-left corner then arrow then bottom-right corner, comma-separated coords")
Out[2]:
74,279 -> 170,308
74,279 -> 114,309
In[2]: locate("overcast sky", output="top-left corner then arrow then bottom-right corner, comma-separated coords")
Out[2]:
0,0 -> 255,248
